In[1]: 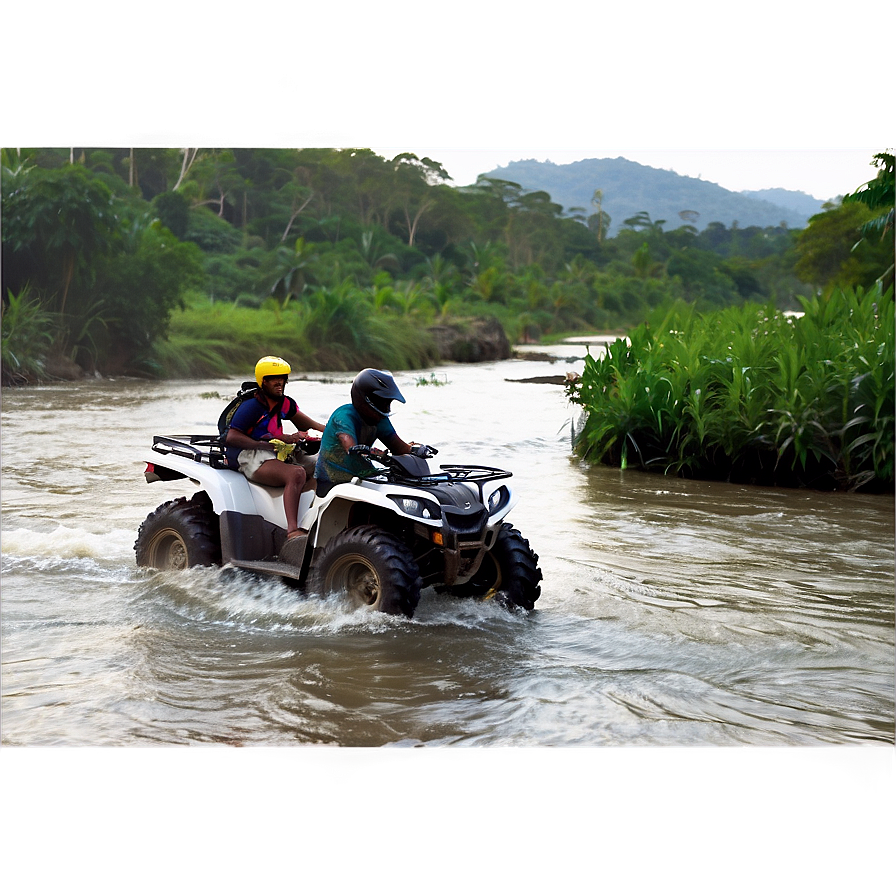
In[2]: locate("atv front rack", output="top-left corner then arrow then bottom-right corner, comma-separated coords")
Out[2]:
363,460 -> 512,502
438,464 -> 513,483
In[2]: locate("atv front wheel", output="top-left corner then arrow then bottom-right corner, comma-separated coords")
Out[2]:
312,524 -> 422,617
135,493 -> 221,570
457,523 -> 542,610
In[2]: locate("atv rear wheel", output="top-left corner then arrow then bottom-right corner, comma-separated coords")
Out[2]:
312,524 -> 422,617
135,493 -> 221,570
456,523 -> 542,610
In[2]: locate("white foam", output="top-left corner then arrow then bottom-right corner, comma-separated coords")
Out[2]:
0,524 -> 136,562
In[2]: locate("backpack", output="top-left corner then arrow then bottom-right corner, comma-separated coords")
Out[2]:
217,381 -> 261,440
210,381 -> 294,470
206,382 -> 259,469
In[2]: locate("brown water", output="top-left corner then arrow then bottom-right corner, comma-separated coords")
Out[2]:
2,348 -> 894,747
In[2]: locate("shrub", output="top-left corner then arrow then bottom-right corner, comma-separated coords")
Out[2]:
568,285 -> 894,490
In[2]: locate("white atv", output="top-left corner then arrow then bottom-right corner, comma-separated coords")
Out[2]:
135,434 -> 542,617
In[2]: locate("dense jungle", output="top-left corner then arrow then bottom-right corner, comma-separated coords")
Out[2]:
2,147 -> 891,384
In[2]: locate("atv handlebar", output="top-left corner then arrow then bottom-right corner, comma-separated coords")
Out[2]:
349,444 -> 438,460
345,444 -> 511,490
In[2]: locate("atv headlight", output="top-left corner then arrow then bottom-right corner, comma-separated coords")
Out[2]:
487,485 -> 509,514
389,494 -> 440,520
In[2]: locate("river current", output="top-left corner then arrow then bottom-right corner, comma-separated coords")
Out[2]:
2,345 -> 893,748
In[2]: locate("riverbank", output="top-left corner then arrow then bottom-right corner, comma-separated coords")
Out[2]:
1,315 -> 518,386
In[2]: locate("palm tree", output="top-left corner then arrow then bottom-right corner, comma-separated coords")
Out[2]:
269,238 -> 318,310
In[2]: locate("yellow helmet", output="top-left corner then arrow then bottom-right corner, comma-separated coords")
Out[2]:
255,356 -> 291,387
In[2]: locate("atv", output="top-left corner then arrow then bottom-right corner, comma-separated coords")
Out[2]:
135,434 -> 542,617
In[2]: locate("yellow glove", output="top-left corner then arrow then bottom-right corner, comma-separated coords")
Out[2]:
269,439 -> 296,462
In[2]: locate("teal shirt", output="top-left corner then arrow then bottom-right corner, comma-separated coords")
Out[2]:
314,404 -> 397,484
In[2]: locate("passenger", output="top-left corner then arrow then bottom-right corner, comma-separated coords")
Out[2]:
224,356 -> 326,541
315,368 -> 420,496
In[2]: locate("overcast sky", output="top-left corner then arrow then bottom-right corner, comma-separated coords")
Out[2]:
4,4 -> 890,203
366,0 -> 896,199
375,1 -> 889,199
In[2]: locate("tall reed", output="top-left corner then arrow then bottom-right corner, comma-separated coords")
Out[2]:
568,286 -> 894,490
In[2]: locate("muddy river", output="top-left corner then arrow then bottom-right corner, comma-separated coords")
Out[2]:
4,345 -> 893,889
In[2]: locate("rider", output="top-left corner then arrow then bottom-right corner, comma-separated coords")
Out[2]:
225,356 -> 327,540
314,368 -> 420,497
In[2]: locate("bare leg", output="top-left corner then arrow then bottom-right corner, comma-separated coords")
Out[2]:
250,459 -> 307,535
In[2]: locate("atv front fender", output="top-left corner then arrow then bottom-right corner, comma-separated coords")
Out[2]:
309,479 -> 441,551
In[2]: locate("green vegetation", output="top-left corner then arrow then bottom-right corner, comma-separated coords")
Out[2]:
564,152 -> 894,490
567,285 -> 894,491
415,373 -> 449,387
1,287 -> 57,384
151,288 -> 440,377
2,148 -> 893,391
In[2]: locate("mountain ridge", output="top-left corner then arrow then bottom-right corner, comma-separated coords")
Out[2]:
480,157 -> 826,235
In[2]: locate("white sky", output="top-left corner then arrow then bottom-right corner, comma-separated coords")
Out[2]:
372,144 -> 886,200
4,4 -> 891,202
375,1 -> 889,200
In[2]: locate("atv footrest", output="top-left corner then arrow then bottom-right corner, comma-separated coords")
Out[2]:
228,559 -> 303,581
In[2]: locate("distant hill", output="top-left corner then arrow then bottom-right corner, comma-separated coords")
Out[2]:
480,157 -> 826,235
739,188 -> 828,220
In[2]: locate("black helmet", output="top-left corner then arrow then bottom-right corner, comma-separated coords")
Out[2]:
350,368 -> 406,417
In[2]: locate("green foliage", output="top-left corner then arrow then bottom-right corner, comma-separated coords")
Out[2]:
92,222 -> 205,373
2,163 -> 207,374
152,190 -> 190,239
840,151 -> 894,291
185,206 -> 243,253
160,285 -> 438,377
203,249 -> 272,304
1,164 -> 119,315
841,151 -> 894,242
269,237 -> 318,309
1,287 -> 58,384
4,148 -> 889,385
415,373 -> 449,387
567,285 -> 894,490
795,202 -> 893,292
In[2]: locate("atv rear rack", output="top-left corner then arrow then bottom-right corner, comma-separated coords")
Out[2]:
151,434 -> 229,468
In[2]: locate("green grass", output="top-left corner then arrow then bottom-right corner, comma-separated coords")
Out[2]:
156,290 -> 440,377
567,286 -> 895,490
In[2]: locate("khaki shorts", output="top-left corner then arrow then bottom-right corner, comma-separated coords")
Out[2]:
237,448 -> 316,481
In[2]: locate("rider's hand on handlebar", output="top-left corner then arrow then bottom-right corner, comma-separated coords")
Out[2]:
410,444 -> 438,458
349,444 -> 370,455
